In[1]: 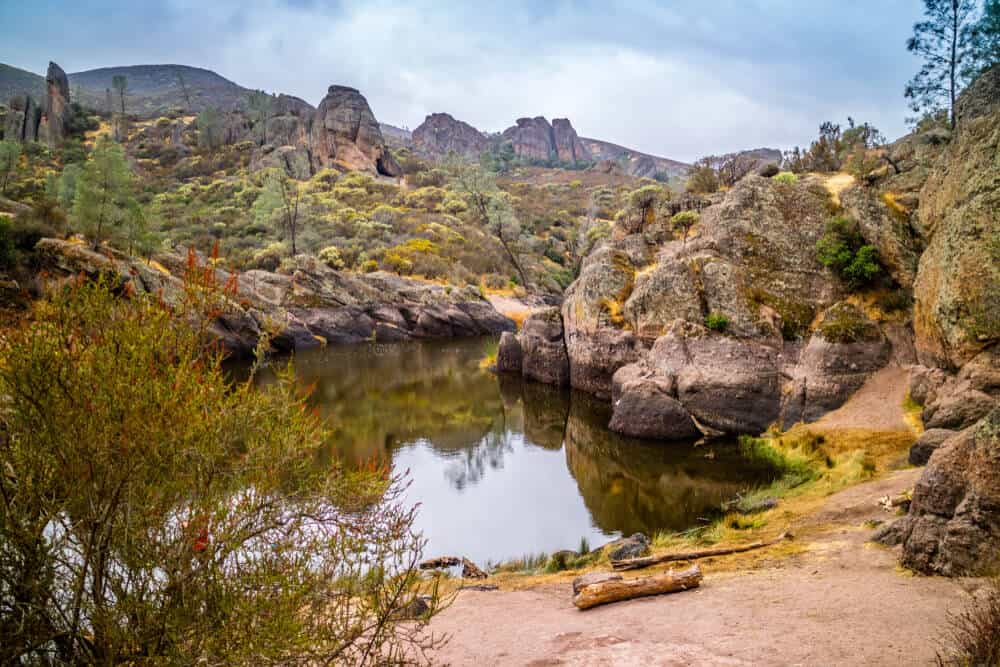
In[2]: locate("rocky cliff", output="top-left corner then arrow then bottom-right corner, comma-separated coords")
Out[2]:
33,239 -> 515,357
501,116 -> 592,164
873,65 -> 1000,576
499,172 -> 906,438
38,62 -> 69,147
412,112 -> 488,158
311,85 -> 401,177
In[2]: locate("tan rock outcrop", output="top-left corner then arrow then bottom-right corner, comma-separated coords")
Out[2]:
310,85 -> 400,177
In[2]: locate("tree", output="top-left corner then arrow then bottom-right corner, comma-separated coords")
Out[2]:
197,106 -> 223,150
446,156 -> 530,288
967,0 -> 1000,75
685,158 -> 719,194
247,90 -> 273,146
0,140 -> 21,195
671,210 -> 699,246
716,153 -> 756,187
0,276 -> 441,665
905,0 -> 979,129
71,137 -> 137,250
255,168 -> 307,256
624,184 -> 664,233
111,74 -> 128,115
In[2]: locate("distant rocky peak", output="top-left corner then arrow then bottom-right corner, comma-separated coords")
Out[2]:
412,112 -> 488,158
502,115 -> 591,164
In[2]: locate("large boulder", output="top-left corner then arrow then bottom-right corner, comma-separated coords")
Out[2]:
496,331 -> 523,374
518,307 -> 571,386
888,408 -> 1000,576
608,368 -> 698,440
412,112 -> 488,159
310,85 -> 401,177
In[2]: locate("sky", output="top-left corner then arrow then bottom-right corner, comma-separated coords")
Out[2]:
1,0 -> 926,162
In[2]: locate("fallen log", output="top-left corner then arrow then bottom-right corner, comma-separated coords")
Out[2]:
611,532 -> 791,571
573,565 -> 702,610
419,556 -> 461,570
461,558 -> 488,579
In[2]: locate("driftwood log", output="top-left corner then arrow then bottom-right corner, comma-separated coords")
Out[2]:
419,556 -> 461,570
611,532 -> 791,571
573,565 -> 703,610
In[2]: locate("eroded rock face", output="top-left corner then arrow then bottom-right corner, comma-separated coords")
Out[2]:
34,238 -> 514,357
496,331 -> 523,374
889,409 -> 1000,576
3,95 -> 41,143
551,118 -> 591,163
912,65 -> 1000,369
518,307 -> 571,386
38,62 -> 70,147
412,112 -> 488,159
311,85 -> 401,177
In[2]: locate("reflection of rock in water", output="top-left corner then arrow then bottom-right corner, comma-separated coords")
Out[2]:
497,373 -> 525,434
563,392 -> 778,536
272,338 -> 505,464
522,381 -> 570,450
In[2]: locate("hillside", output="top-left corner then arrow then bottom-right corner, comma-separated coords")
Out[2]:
0,62 -> 254,117
580,136 -> 690,179
0,63 -> 45,103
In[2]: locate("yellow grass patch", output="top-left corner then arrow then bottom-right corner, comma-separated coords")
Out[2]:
819,172 -> 856,208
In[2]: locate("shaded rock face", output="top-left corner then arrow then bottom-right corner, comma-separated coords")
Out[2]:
912,65 -> 999,369
551,118 -> 591,163
412,112 -> 488,159
888,409 -> 1000,576
501,116 -> 591,164
518,307 -> 571,386
38,62 -> 69,147
3,95 -> 41,143
608,365 -> 698,440
496,331 -> 523,374
909,428 -> 957,466
310,85 -> 401,177
34,239 -> 514,358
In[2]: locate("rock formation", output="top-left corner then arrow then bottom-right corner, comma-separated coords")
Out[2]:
503,172 -> 914,439
412,112 -> 488,159
501,116 -> 592,164
310,85 -> 400,177
38,61 -> 69,147
3,95 -> 40,143
34,238 -> 514,357
860,66 -> 1000,576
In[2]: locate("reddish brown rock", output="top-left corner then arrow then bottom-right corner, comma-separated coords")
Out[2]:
310,85 -> 400,177
412,112 -> 488,159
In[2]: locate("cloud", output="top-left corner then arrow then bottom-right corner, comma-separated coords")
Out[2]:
0,0 -> 924,161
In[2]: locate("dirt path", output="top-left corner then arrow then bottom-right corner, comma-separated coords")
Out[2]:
427,367 -> 975,665
814,365 -> 913,432
429,469 -> 971,666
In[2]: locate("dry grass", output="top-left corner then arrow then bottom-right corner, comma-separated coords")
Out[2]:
818,172 -> 857,208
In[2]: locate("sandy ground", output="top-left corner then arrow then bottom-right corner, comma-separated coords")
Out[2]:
427,366 -> 978,666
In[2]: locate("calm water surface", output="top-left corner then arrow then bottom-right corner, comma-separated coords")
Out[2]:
260,337 -> 777,565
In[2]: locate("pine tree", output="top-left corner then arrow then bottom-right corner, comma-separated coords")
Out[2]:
72,137 -> 137,250
967,0 -> 1000,76
905,0 -> 979,128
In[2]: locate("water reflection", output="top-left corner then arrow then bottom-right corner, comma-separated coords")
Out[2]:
256,338 -> 777,563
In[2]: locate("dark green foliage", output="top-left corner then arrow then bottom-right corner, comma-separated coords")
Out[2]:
705,312 -> 730,332
905,0 -> 979,128
967,0 -> 1000,75
0,217 -> 16,269
63,102 -> 99,138
815,216 -> 883,289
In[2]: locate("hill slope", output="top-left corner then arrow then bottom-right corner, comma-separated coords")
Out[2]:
1,62 -> 255,117
0,63 -> 45,103
580,136 -> 689,179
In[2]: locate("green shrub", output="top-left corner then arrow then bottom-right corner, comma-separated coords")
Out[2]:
0,216 -> 16,269
0,278 -> 440,665
815,216 -> 883,289
317,245 -> 345,270
772,171 -> 798,185
705,312 -> 730,332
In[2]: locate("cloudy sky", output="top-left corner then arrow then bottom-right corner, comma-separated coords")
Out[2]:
2,0 -> 925,162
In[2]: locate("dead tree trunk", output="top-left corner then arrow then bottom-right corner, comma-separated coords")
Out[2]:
611,533 -> 790,571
